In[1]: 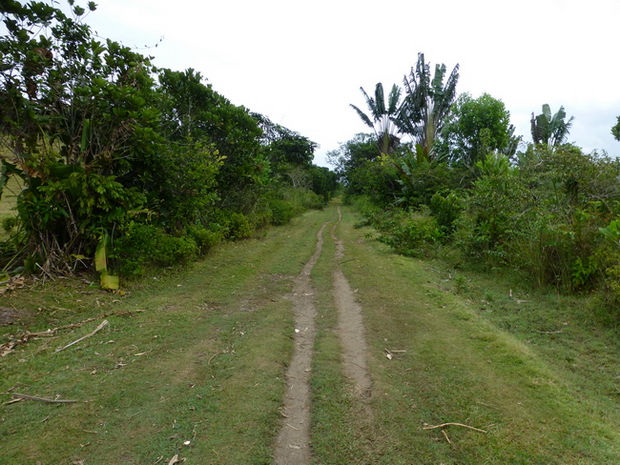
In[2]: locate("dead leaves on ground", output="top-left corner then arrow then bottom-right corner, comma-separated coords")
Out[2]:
0,275 -> 26,297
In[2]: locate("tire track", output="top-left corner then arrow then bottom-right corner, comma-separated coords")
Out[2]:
331,207 -> 373,399
274,207 -> 372,464
274,221 -> 327,464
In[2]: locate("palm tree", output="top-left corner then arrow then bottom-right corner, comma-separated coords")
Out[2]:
530,104 -> 574,146
350,82 -> 402,155
396,53 -> 460,161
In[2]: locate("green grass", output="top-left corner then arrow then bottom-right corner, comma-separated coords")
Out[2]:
308,204 -> 620,464
3,202 -> 620,463
0,207 -> 334,464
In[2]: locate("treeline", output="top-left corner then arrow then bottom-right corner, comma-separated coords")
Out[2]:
333,53 -> 620,318
0,1 -> 338,284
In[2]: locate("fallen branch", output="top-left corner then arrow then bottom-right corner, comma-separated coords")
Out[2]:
12,393 -> 78,403
55,320 -> 109,353
423,422 -> 487,434
1,309 -> 141,357
167,455 -> 185,465
1,318 -> 96,357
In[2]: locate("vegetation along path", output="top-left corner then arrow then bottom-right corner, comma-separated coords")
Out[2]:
4,202 -> 620,463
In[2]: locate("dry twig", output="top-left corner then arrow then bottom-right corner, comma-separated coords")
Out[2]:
55,320 -> 109,353
423,422 -> 487,434
12,393 -> 78,403
167,455 -> 185,465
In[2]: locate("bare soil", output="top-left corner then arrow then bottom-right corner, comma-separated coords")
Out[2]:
274,207 -> 372,464
0,306 -> 29,326
331,207 -> 373,400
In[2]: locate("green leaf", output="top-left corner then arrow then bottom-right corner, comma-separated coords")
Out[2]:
100,270 -> 119,290
95,232 -> 109,272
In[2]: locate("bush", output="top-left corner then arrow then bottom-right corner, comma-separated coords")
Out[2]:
373,209 -> 443,257
186,225 -> 223,255
210,210 -> 254,240
430,191 -> 464,235
268,197 -> 296,225
113,223 -> 197,276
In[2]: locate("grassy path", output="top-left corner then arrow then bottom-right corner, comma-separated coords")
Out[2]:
2,202 -> 620,463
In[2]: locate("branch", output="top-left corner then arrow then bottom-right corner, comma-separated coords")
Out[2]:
55,319 -> 109,353
423,422 -> 487,433
12,393 -> 78,403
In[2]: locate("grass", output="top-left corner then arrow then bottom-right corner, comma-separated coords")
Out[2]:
2,202 -> 620,463
308,204 -> 620,464
0,207 -> 334,464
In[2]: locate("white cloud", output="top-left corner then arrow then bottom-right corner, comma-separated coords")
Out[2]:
81,0 -> 620,164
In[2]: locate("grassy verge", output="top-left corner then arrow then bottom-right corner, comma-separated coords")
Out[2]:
0,207 -> 334,464
3,201 -> 620,463
309,204 -> 620,464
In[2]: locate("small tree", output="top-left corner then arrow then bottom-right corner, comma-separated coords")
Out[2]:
437,93 -> 520,168
0,1 -> 158,274
396,53 -> 460,161
530,104 -> 574,146
350,82 -> 402,155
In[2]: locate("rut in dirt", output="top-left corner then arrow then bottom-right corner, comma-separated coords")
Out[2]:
274,207 -> 372,464
273,222 -> 326,464
331,207 -> 373,400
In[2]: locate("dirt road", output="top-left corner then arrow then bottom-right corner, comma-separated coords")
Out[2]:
274,207 -> 372,464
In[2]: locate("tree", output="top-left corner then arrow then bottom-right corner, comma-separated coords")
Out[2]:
437,93 -> 520,168
252,113 -> 316,170
530,104 -> 574,146
327,133 -> 379,181
327,134 -> 401,205
157,68 -> 265,193
612,116 -> 620,141
350,82 -> 402,155
396,53 -> 460,161
0,0 -> 160,273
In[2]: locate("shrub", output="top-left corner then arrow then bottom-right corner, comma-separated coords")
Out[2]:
210,210 -> 254,240
268,197 -> 296,225
430,191 -> 464,236
186,225 -> 223,255
373,209 -> 443,257
112,223 -> 197,276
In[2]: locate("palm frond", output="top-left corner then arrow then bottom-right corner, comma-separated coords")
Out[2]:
374,83 -> 386,117
349,104 -> 374,129
387,84 -> 402,115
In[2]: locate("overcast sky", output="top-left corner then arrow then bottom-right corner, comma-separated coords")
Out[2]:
82,0 -> 620,166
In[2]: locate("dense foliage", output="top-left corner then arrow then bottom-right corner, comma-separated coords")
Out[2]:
343,53 -> 620,321
0,0 -> 338,282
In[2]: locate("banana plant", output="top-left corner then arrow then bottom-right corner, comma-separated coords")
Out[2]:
95,231 -> 118,290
